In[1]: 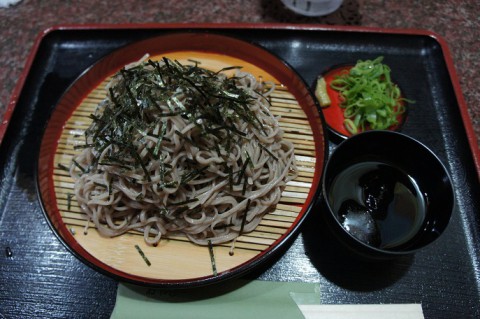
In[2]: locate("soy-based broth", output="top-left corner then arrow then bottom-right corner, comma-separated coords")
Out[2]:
329,161 -> 426,249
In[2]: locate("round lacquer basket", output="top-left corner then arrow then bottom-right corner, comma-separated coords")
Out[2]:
37,32 -> 327,288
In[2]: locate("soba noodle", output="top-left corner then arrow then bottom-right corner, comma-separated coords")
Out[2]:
70,57 -> 297,246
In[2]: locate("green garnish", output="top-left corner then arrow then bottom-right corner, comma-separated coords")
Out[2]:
330,56 -> 414,134
314,76 -> 331,107
343,118 -> 358,135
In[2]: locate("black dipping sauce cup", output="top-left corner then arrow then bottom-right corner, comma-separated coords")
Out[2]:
322,131 -> 454,259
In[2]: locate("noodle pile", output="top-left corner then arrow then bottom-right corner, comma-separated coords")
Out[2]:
70,57 -> 297,246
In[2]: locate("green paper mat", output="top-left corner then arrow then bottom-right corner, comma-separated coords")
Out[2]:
111,280 -> 320,319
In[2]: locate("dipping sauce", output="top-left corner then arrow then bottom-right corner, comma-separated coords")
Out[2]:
328,161 -> 426,249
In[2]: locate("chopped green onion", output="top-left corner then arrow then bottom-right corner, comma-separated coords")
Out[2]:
330,56 -> 414,133
315,76 -> 331,107
344,118 -> 358,135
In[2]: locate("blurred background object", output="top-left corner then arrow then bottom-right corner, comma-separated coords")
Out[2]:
0,0 -> 22,8
279,0 -> 344,17
264,0 -> 359,24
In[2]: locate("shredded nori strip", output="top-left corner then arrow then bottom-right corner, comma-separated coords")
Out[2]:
74,58 -> 278,244
169,198 -> 198,206
208,240 -> 218,276
80,58 -> 267,180
258,143 -> 278,161
239,199 -> 251,236
134,245 -> 151,266
213,223 -> 235,230
57,163 -> 70,171
66,193 -> 74,211
72,159 -> 86,173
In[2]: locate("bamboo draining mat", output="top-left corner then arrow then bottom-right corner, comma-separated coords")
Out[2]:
51,54 -> 317,280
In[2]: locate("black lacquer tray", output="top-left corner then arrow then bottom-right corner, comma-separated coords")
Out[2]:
0,24 -> 479,318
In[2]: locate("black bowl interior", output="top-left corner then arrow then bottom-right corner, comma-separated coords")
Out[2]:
322,131 -> 454,257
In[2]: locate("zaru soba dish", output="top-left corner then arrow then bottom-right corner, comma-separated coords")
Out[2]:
69,56 -> 298,247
